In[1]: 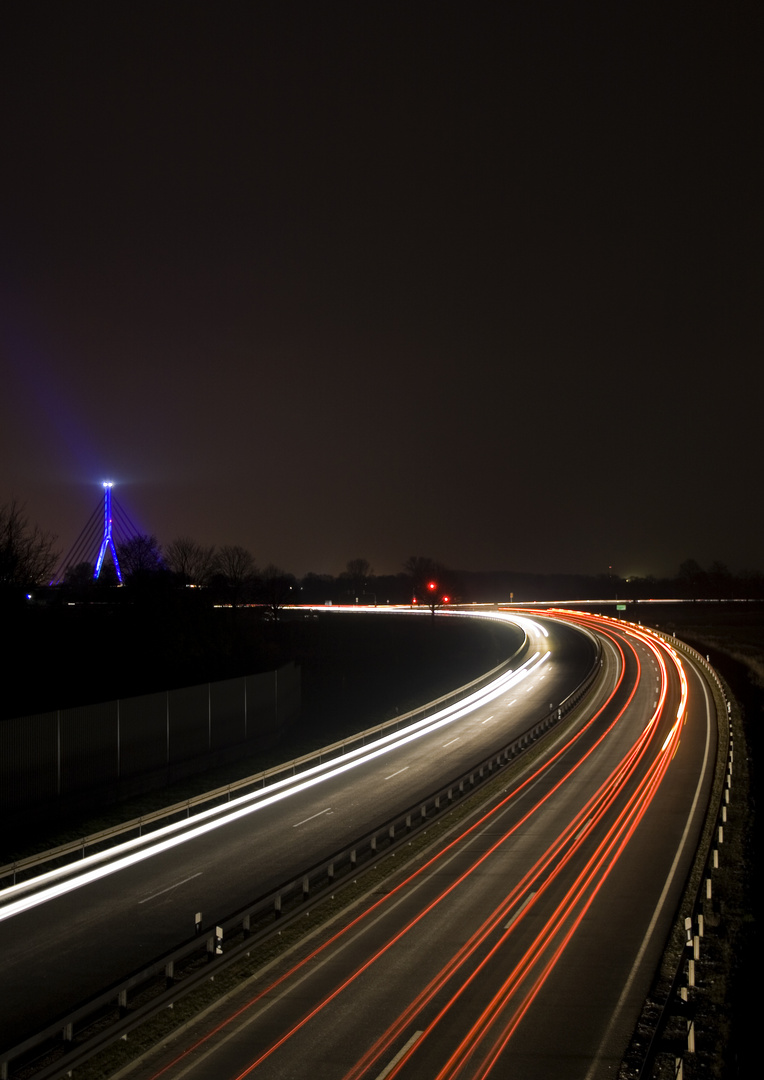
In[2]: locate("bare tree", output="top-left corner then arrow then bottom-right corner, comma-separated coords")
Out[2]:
117,534 -> 163,580
260,564 -> 296,619
343,558 -> 375,603
403,555 -> 451,613
346,558 -> 373,581
0,500 -> 59,587
165,536 -> 217,586
216,544 -> 257,605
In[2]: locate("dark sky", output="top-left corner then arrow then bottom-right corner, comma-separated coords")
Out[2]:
1,3 -> 761,580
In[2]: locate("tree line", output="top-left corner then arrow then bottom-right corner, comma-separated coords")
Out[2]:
2,499 -> 763,606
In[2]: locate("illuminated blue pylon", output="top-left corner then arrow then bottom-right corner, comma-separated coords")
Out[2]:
94,482 -> 123,583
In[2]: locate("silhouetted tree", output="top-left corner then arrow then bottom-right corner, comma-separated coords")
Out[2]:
165,536 -> 217,586
216,544 -> 257,605
117,534 -> 164,582
260,564 -> 296,619
342,558 -> 375,602
403,555 -> 453,612
0,500 -> 59,588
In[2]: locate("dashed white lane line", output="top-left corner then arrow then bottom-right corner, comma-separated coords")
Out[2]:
139,872 -> 202,904
292,807 -> 332,828
504,891 -> 536,930
375,1030 -> 424,1079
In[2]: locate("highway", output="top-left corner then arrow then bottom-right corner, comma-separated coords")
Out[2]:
0,612 -> 596,1058
117,611 -> 717,1080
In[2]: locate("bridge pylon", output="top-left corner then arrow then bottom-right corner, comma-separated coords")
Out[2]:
94,482 -> 122,583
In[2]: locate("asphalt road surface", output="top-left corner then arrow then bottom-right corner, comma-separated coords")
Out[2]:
117,611 -> 717,1080
1,612 -> 596,1055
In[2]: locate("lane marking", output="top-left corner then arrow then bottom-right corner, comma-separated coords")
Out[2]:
443,738 -> 460,747
575,818 -> 593,842
480,715 -> 494,725
583,651 -> 715,1080
375,1030 -> 424,1079
0,644 -> 551,923
139,872 -> 202,905
148,742 -> 554,1080
384,767 -> 409,780
292,808 -> 332,828
504,891 -> 536,930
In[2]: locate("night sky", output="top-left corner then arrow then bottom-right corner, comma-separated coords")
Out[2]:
1,3 -> 761,580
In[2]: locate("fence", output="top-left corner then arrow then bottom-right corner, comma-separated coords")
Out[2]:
0,663 -> 300,816
0,646 -> 601,1080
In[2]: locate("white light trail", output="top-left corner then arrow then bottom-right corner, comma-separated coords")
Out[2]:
0,617 -> 550,923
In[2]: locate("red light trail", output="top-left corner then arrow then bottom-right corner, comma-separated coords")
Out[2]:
144,613 -> 696,1080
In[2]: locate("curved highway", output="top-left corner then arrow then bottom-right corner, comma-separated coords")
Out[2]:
0,612 -> 595,1055
118,610 -> 717,1080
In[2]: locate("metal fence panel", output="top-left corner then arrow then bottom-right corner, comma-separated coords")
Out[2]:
2,664 -> 300,814
60,702 -> 118,795
276,663 -> 300,729
210,677 -> 245,750
168,684 -> 209,764
0,713 -> 58,809
244,670 -> 276,742
119,691 -> 168,778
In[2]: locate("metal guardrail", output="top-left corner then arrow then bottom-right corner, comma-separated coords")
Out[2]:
0,638 -> 602,1080
1,640 -> 528,888
624,632 -> 730,1079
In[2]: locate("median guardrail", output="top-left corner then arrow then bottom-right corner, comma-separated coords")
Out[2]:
0,633 -> 602,1080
